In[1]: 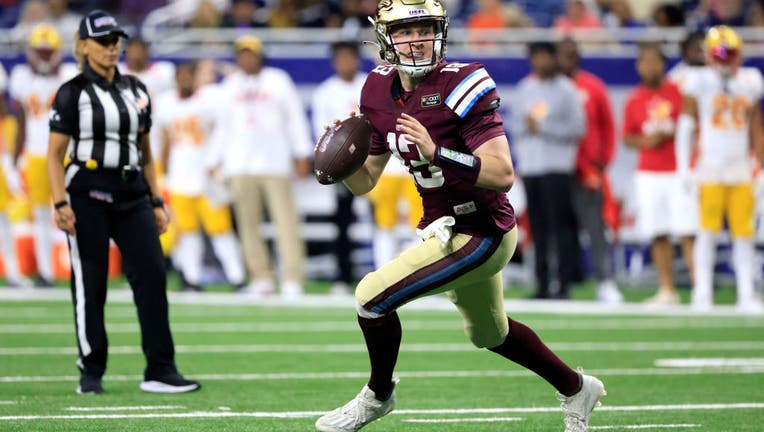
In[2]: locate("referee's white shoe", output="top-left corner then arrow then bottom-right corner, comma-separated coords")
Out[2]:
140,373 -> 201,393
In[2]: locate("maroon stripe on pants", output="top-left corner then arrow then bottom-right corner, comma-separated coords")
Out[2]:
364,235 -> 501,313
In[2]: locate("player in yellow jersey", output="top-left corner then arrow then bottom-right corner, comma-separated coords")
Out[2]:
8,24 -> 78,286
155,61 -> 246,291
676,26 -> 764,313
366,159 -> 424,267
0,64 -> 30,287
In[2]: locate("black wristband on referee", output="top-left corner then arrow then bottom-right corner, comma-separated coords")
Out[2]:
54,200 -> 69,210
150,196 -> 164,208
430,146 -> 482,185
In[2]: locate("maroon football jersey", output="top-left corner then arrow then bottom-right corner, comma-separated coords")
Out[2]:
360,61 -> 516,237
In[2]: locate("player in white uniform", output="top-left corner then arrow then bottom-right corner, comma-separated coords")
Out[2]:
0,63 -> 30,287
119,37 -> 175,156
311,41 -> 367,294
8,24 -> 78,286
155,61 -> 246,291
119,37 -> 177,255
676,26 -> 764,313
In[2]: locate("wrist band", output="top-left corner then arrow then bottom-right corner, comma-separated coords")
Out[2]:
150,196 -> 164,208
54,200 -> 69,210
431,147 -> 481,185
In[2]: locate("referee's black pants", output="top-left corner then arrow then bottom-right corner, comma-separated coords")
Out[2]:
68,195 -> 177,380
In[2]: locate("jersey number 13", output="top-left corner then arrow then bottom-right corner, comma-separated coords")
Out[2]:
387,132 -> 445,189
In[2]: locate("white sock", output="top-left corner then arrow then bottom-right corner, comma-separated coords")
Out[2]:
33,206 -> 53,280
176,232 -> 203,286
211,232 -> 246,286
0,213 -> 21,280
373,229 -> 396,269
693,230 -> 716,305
732,238 -> 756,304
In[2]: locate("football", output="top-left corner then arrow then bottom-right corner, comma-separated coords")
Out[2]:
314,114 -> 372,185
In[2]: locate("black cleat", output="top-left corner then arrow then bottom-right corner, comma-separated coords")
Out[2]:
34,277 -> 56,288
77,376 -> 104,394
180,284 -> 203,292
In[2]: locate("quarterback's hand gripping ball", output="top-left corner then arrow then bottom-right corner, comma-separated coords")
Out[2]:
314,114 -> 372,185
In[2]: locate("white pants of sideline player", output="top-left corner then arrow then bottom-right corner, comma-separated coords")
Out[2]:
635,171 -> 698,241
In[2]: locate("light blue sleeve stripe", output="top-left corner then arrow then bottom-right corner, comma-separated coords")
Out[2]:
445,69 -> 485,106
456,81 -> 496,118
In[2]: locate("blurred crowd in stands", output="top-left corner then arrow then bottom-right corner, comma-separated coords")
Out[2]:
3,0 -> 764,36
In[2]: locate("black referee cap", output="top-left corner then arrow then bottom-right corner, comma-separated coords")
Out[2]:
79,10 -> 128,40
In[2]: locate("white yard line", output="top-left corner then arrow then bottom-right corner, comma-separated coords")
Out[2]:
656,358 -> 764,368
0,411 -> 318,421
2,366 -> 764,384
403,417 -> 524,423
3,341 -> 764,356
394,403 -> 764,414
0,403 -> 761,421
1,318 -> 763,334
0,306 -> 349,319
590,425 -> 701,430
65,406 -> 186,412
0,401 -> 16,405
0,289 -> 761,317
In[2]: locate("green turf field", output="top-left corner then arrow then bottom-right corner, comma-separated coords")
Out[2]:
0,284 -> 763,432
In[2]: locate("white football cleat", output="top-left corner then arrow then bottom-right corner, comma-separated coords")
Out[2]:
736,299 -> 764,315
281,281 -> 304,300
557,371 -> 606,432
596,280 -> 623,305
315,380 -> 398,432
691,295 -> 713,313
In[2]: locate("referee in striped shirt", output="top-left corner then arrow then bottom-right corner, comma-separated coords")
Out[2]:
46,10 -> 200,395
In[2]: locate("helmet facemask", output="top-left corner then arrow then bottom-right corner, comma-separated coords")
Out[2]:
707,47 -> 740,79
27,47 -> 62,75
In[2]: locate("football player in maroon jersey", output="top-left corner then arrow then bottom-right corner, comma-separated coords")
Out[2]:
315,1 -> 605,431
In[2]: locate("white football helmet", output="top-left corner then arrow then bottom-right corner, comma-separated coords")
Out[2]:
371,0 -> 448,77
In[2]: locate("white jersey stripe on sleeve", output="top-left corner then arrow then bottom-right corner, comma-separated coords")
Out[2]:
453,77 -> 496,118
446,68 -> 489,110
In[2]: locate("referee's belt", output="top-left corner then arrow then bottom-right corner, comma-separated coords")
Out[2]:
70,159 -> 142,180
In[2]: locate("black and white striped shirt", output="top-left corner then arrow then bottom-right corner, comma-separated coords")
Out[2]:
49,63 -> 152,170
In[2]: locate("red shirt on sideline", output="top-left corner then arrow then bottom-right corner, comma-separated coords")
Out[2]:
623,80 -> 682,172
572,70 -> 616,183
